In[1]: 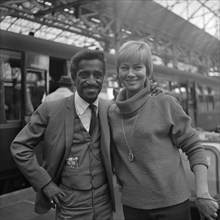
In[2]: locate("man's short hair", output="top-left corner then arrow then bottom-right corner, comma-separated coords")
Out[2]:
70,49 -> 106,80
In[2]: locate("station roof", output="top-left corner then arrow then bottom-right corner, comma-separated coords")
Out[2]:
0,0 -> 219,61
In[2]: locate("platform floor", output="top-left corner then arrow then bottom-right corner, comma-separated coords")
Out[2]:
0,183 -> 124,220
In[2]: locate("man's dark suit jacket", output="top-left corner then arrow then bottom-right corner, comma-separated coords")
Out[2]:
10,94 -> 115,214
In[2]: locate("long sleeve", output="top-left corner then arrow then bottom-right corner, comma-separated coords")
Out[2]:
10,103 -> 52,191
167,97 -> 208,170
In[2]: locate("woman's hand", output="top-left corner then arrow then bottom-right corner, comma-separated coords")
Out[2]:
195,194 -> 219,220
193,164 -> 219,219
150,81 -> 162,96
150,81 -> 168,96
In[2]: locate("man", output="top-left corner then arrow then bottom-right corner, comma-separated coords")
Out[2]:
42,75 -> 74,102
10,49 -> 115,220
111,87 -> 120,103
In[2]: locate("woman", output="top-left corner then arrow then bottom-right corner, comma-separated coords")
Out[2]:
108,40 -> 219,220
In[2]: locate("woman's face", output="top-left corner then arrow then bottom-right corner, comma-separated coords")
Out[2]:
118,58 -> 147,97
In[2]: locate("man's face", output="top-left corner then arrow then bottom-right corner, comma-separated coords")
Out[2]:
75,59 -> 104,104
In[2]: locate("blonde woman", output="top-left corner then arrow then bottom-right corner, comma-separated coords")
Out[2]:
108,40 -> 219,220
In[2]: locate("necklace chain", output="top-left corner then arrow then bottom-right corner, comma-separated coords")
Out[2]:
121,108 -> 142,162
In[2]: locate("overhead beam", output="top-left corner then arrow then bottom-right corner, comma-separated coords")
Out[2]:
0,0 -> 15,4
34,0 -> 97,17
197,0 -> 220,18
5,10 -> 110,42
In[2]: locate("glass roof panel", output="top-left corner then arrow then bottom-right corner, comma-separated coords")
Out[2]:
0,0 -> 219,52
154,0 -> 220,40
0,15 -> 101,49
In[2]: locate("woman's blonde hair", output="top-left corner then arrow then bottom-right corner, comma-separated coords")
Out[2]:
116,40 -> 153,77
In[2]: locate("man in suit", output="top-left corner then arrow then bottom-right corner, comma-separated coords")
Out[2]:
42,75 -> 74,102
10,49 -> 115,220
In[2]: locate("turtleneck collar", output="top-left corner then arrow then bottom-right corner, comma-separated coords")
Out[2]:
116,80 -> 151,116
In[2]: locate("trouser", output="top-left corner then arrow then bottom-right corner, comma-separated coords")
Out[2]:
56,183 -> 113,220
123,199 -> 191,220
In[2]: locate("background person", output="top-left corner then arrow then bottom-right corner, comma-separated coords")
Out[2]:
111,87 -> 120,103
10,49 -> 115,220
108,40 -> 219,220
42,75 -> 74,102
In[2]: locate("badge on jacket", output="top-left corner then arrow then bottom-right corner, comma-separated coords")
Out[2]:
66,156 -> 79,168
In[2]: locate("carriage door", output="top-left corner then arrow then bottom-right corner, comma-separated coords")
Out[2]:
0,49 -> 25,191
25,52 -> 49,122
185,81 -> 197,128
178,81 -> 197,128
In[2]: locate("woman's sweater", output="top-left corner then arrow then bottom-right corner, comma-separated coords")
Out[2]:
108,86 -> 208,209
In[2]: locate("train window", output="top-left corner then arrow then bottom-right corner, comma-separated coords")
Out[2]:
158,80 -> 188,112
197,85 -> 215,113
0,49 -> 22,123
197,86 -> 206,112
26,68 -> 46,115
206,87 -> 215,111
212,87 -> 220,112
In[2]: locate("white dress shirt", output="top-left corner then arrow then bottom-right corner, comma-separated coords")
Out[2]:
75,91 -> 98,132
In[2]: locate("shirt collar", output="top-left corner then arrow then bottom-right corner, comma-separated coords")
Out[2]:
75,91 -> 99,115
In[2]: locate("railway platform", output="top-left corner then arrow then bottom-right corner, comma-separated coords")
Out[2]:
0,138 -> 219,220
0,187 -> 55,220
0,181 -> 124,220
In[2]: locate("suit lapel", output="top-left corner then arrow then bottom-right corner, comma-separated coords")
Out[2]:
65,94 -> 75,156
99,99 -> 110,162
54,94 -> 75,182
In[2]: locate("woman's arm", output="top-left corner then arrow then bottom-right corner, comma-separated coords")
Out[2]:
193,164 -> 219,220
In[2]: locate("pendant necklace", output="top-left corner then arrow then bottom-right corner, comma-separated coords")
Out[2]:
121,108 -> 142,162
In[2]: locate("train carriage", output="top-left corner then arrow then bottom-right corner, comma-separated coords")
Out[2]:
153,65 -> 220,131
0,30 -> 219,194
